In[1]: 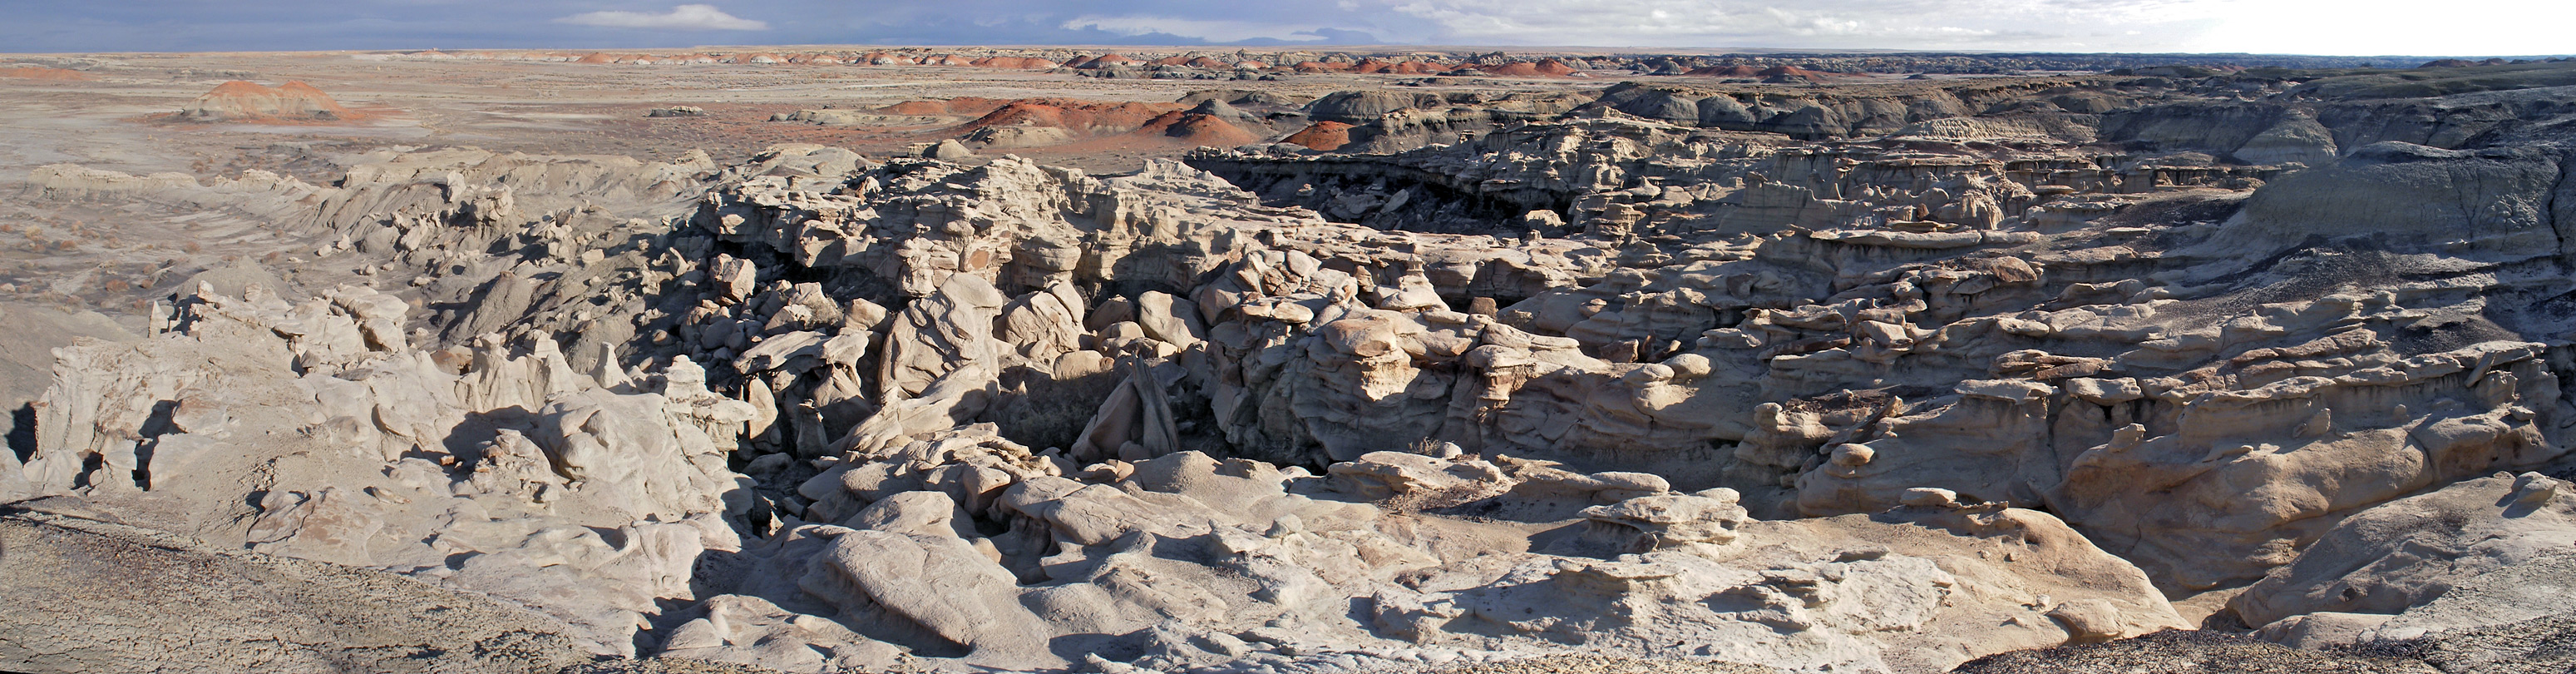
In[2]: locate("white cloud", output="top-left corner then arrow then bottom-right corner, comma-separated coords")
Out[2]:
1059,15 -> 1333,42
555,3 -> 768,31
2184,0 -> 2576,56
17,0 -> 2572,55
1342,0 -> 2576,54
1339,0 -> 2191,48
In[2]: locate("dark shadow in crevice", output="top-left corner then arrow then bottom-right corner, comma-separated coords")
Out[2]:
441,406 -> 535,464
7,403 -> 36,463
1187,154 -> 1571,235
129,399 -> 181,489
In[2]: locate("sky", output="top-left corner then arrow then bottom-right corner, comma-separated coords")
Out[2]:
1,0 -> 2568,57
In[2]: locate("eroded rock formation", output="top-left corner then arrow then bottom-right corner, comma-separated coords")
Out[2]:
15,61 -> 2576,674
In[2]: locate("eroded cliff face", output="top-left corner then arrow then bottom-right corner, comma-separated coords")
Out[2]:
13,65 -> 2576,674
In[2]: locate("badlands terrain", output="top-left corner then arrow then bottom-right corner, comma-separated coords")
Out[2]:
5,47 -> 2576,674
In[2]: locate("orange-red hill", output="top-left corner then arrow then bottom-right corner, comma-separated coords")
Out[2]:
1480,59 -> 1577,77
956,98 -> 1182,134
1133,111 -> 1261,147
177,81 -> 363,121
970,57 -> 1059,69
1281,121 -> 1356,151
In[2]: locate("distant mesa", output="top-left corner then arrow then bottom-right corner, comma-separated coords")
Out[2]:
176,81 -> 365,122
0,66 -> 91,81
368,48 -> 1525,77
534,50 -> 1073,69
2421,57 -> 2512,68
1677,64 -> 1868,82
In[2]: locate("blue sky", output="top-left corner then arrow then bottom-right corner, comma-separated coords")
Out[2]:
2,1 -> 2568,56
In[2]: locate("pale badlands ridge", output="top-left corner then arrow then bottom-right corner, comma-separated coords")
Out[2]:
4,52 -> 2576,674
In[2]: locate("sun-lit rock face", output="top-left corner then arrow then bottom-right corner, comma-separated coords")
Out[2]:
14,57 -> 2576,674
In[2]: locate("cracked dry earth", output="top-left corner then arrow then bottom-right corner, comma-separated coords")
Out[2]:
8,52 -> 2576,674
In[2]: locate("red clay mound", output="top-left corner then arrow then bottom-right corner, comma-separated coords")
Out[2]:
1292,61 -> 1353,72
177,81 -> 363,121
0,67 -> 90,81
878,97 -> 1013,116
1185,57 -> 1230,68
1236,59 -> 1270,70
957,98 -> 1182,134
1134,111 -> 1261,147
572,52 -> 620,64
972,102 -> 1073,129
1281,121 -> 1355,151
970,57 -> 1059,69
1481,59 -> 1578,77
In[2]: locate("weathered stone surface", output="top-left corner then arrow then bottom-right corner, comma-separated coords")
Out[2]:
22,60 -> 2576,674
